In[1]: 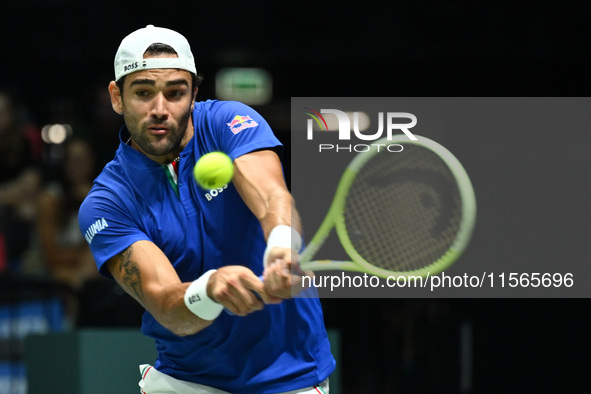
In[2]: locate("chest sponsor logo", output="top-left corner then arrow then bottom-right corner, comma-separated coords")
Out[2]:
204,184 -> 228,201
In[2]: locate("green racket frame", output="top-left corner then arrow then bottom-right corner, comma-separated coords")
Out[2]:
298,135 -> 477,279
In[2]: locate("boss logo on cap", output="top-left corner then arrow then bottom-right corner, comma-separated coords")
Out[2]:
123,62 -> 139,72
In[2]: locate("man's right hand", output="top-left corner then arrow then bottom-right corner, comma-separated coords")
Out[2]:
207,266 -> 272,316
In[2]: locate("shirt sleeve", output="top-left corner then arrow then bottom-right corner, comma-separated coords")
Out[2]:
78,187 -> 151,278
199,101 -> 283,160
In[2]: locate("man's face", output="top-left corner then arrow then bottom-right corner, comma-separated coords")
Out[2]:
110,60 -> 196,164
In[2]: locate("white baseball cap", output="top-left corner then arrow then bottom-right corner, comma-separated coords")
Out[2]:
114,25 -> 197,81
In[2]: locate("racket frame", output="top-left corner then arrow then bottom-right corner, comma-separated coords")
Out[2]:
298,135 -> 476,279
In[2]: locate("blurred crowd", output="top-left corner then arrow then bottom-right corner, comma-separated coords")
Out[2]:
0,87 -> 143,329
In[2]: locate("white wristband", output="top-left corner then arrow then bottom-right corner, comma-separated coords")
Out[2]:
184,269 -> 224,320
263,225 -> 302,268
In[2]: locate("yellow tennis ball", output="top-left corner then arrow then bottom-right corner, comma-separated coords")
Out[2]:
193,152 -> 234,189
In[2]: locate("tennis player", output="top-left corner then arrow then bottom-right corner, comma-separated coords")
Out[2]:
78,25 -> 334,393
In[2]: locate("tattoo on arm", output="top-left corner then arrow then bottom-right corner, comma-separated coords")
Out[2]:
116,246 -> 144,304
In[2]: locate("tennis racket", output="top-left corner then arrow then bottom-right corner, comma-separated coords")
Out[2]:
297,135 -> 476,279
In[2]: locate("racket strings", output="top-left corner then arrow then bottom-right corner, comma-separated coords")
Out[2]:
344,144 -> 463,272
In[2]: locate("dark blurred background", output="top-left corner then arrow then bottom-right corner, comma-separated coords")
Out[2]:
1,1 -> 591,393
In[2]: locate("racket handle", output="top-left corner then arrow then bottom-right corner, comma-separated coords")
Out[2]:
224,275 -> 264,316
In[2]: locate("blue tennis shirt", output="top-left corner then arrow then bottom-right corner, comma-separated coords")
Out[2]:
78,100 -> 335,393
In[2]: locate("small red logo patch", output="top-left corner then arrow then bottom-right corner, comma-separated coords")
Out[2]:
227,115 -> 259,135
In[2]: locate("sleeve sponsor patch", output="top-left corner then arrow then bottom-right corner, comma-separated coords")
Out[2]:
226,115 -> 259,135
84,217 -> 109,245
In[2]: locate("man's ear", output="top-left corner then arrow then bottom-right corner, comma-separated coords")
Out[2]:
108,81 -> 123,115
192,87 -> 198,107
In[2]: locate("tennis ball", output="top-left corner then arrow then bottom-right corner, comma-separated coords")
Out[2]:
193,152 -> 234,189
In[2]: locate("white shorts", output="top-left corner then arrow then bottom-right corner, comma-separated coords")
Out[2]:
138,364 -> 329,394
